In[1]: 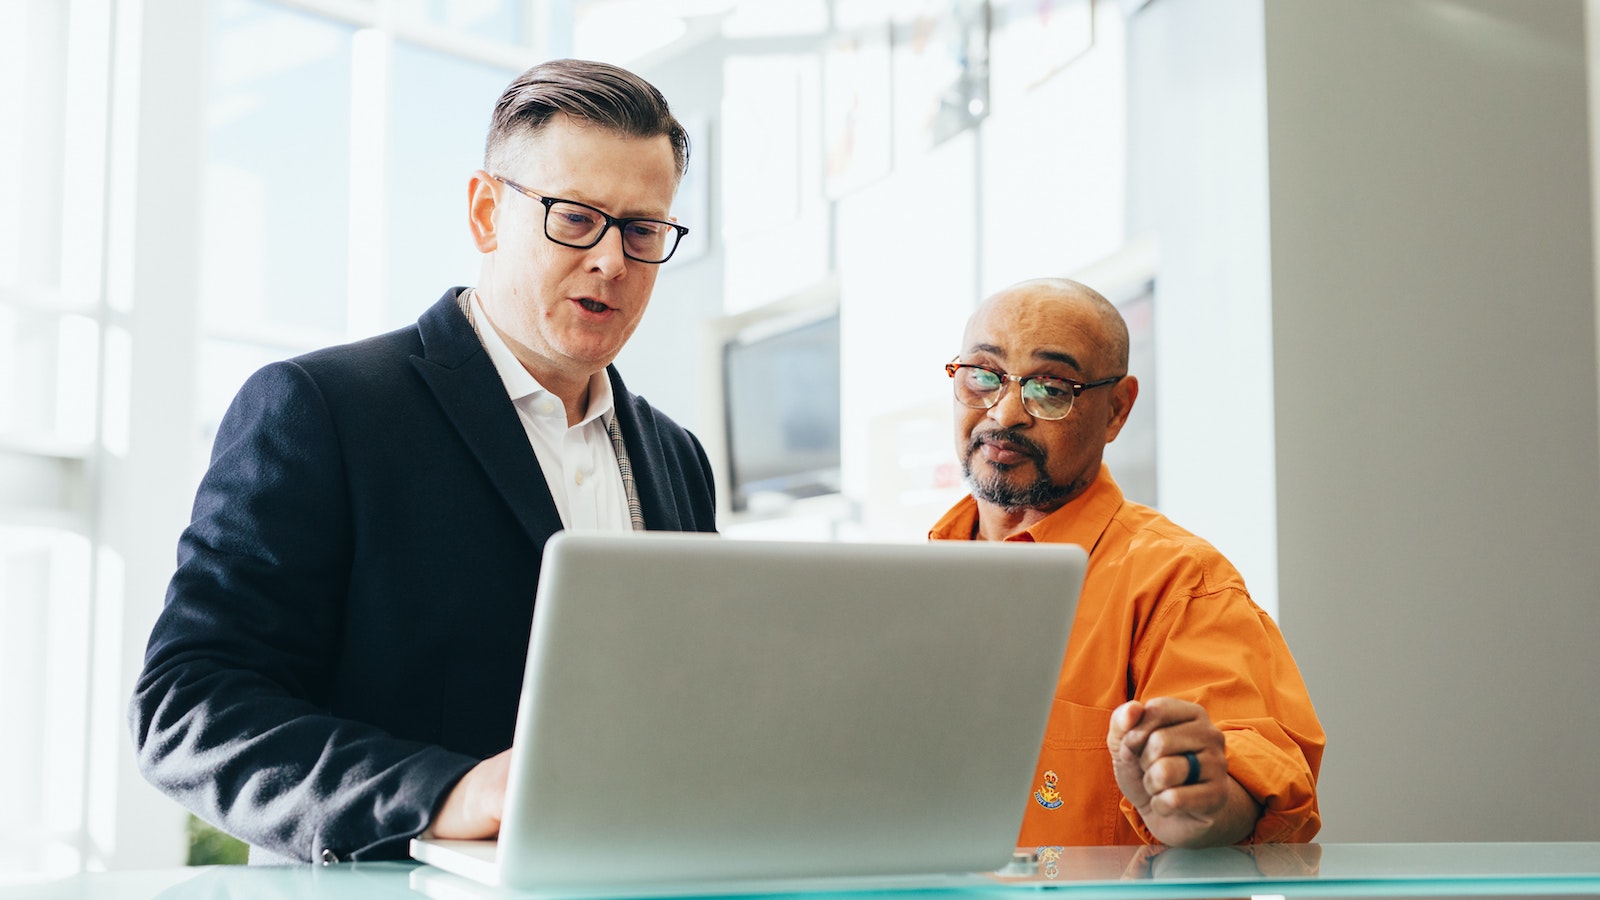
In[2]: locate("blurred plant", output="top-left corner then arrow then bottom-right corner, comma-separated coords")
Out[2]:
186,814 -> 248,866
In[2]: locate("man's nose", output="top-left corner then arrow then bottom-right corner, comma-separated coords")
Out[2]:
585,225 -> 629,277
986,381 -> 1033,428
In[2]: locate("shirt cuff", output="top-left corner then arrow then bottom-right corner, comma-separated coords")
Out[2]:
1118,730 -> 1320,845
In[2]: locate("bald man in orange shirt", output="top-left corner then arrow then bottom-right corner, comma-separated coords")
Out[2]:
931,278 -> 1324,848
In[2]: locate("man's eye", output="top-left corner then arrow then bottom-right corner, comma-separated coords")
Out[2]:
1029,378 -> 1071,399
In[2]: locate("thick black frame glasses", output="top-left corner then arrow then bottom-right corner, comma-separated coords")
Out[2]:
492,175 -> 689,264
945,360 -> 1123,421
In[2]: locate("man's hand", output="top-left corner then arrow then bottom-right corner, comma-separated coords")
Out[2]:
1106,697 -> 1261,847
430,749 -> 512,840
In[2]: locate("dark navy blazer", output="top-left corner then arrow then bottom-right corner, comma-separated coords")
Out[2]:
129,288 -> 718,863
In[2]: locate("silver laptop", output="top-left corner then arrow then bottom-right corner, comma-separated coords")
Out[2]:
411,531 -> 1086,897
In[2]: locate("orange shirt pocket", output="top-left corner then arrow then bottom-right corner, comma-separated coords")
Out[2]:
1019,700 -> 1123,847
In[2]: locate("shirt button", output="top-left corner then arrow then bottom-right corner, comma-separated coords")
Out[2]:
535,398 -> 556,416
575,470 -> 586,486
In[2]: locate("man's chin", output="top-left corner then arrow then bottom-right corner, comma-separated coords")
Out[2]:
966,467 -> 1075,514
552,337 -> 624,374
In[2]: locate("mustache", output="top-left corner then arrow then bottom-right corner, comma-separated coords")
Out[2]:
965,426 -> 1047,462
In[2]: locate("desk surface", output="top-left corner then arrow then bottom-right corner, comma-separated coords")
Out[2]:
9,842 -> 1600,900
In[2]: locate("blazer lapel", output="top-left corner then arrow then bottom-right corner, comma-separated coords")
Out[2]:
609,366 -> 683,532
409,289 -> 563,547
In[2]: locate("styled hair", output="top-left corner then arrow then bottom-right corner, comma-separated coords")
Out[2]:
484,58 -> 689,179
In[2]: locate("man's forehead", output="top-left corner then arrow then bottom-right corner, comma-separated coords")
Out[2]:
964,297 -> 1102,357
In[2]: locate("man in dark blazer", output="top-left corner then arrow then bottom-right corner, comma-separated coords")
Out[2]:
129,59 -> 716,864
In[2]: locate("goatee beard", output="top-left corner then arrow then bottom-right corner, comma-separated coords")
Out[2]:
961,427 -> 1075,513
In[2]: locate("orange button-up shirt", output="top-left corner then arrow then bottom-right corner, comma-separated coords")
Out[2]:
929,465 -> 1324,846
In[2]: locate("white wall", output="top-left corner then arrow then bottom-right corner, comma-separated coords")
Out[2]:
1124,0 -> 1280,615
1264,0 -> 1600,841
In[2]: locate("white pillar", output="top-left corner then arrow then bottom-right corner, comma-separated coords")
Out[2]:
92,0 -> 208,870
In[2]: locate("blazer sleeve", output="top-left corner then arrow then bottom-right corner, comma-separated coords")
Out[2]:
128,360 -> 477,862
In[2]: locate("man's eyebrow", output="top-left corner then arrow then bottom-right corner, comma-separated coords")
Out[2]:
1033,349 -> 1084,372
965,344 -> 1085,372
554,190 -> 669,220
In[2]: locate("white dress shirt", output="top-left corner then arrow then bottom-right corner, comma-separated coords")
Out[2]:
469,292 -> 632,532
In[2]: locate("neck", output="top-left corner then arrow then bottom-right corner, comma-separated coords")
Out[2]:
551,378 -> 594,428
519,357 -> 594,427
465,287 -> 598,427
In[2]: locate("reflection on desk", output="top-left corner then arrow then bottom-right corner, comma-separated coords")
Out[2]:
8,843 -> 1599,900
1002,842 -> 1322,882
997,843 -> 1598,898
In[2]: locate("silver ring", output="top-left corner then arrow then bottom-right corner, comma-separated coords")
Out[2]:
1182,750 -> 1202,786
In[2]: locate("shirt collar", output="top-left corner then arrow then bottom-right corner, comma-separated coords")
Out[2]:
929,463 -> 1125,553
470,290 -> 615,426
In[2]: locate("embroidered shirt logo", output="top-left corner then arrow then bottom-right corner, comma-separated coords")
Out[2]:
1033,770 -> 1063,809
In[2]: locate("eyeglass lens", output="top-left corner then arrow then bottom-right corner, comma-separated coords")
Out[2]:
952,366 -> 1076,420
545,200 -> 680,262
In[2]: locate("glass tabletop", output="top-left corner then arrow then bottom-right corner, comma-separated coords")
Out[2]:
8,843 -> 1598,900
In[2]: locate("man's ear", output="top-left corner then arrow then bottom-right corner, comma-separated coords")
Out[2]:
468,171 -> 498,253
1103,375 -> 1140,444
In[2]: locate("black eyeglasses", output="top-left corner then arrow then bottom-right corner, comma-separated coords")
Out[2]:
492,175 -> 689,264
945,360 -> 1123,421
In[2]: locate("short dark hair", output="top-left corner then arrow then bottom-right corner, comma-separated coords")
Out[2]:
485,58 -> 689,179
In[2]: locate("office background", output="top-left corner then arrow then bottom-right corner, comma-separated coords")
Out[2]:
1,0 -> 1597,877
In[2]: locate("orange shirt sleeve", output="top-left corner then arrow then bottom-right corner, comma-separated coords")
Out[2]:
1113,554 -> 1324,843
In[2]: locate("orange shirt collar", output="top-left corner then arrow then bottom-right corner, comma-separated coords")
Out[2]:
928,463 -> 1125,553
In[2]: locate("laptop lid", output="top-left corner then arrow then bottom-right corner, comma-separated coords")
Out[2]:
414,532 -> 1086,894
